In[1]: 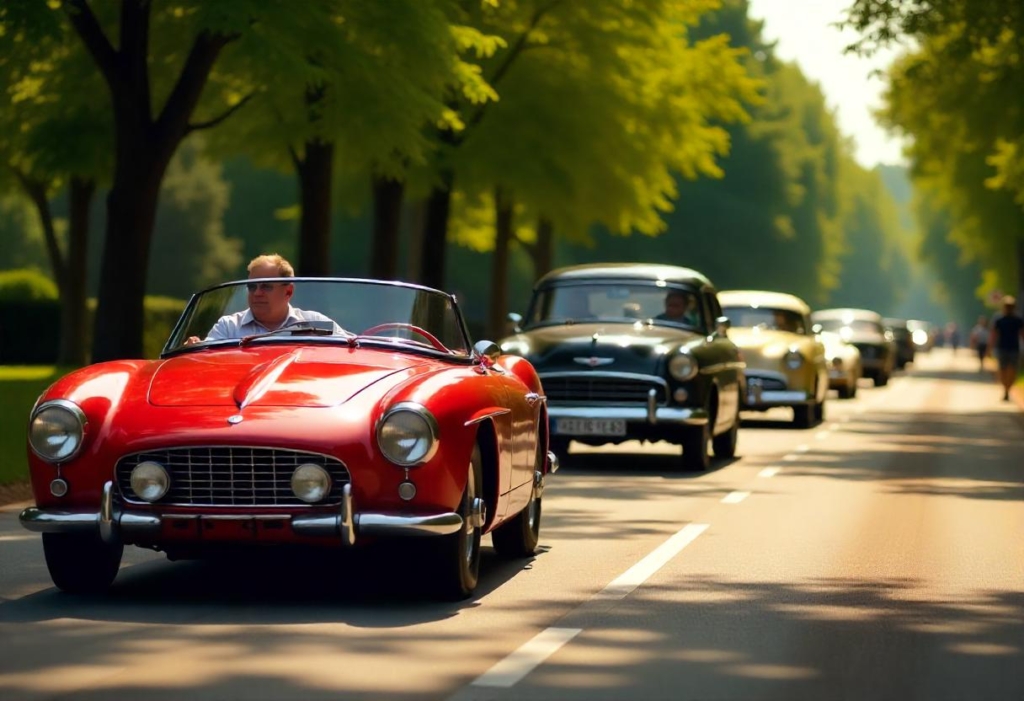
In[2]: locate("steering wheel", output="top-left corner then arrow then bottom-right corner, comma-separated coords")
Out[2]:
360,322 -> 448,352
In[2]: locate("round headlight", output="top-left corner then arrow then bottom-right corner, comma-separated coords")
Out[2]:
130,461 -> 170,502
668,352 -> 698,381
28,400 -> 86,463
291,464 -> 332,503
377,404 -> 439,466
784,350 -> 804,370
831,357 -> 843,368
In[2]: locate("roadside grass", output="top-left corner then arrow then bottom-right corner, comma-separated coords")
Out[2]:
0,366 -> 68,486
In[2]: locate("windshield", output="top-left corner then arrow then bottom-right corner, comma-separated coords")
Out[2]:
722,306 -> 806,334
813,317 -> 883,335
164,278 -> 471,356
525,282 -> 703,330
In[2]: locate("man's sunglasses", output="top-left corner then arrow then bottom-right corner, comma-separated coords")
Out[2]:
246,282 -> 282,293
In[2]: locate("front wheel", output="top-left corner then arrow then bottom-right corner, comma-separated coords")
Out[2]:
43,532 -> 123,594
681,421 -> 711,471
492,443 -> 544,558
429,445 -> 483,600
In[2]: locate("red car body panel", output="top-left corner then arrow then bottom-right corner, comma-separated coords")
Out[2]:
27,342 -> 548,546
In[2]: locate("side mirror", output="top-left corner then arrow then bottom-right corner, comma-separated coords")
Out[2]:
715,316 -> 731,335
474,340 -> 502,366
506,312 -> 523,334
811,323 -> 822,335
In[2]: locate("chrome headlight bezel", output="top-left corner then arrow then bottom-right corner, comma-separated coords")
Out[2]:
784,349 -> 804,370
668,351 -> 698,381
376,402 -> 439,467
28,399 -> 87,464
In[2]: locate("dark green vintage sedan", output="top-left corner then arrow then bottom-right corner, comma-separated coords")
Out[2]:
500,263 -> 745,470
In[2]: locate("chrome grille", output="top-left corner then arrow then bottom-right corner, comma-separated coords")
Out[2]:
542,374 -> 667,405
747,376 -> 787,391
116,446 -> 350,507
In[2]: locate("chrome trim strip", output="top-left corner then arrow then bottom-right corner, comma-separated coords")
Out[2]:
747,390 -> 810,404
464,408 -> 512,427
548,405 -> 707,425
19,508 -> 98,533
700,361 -> 746,374
547,451 -> 560,474
646,388 -> 657,423
356,512 -> 463,537
120,513 -> 161,536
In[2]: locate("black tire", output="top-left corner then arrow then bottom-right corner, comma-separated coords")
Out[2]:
792,403 -> 814,428
813,399 -> 825,423
874,372 -> 889,387
711,391 -> 739,459
43,532 -> 123,594
838,384 -> 854,399
681,421 -> 711,471
430,444 -> 484,600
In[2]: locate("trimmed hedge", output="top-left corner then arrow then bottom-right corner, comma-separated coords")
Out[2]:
0,269 -> 58,301
0,295 -> 187,364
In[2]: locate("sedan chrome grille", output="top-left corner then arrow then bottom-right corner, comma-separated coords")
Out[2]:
116,446 -> 350,507
541,374 -> 667,405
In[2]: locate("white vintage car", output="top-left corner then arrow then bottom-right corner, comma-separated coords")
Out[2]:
819,330 -> 863,399
719,290 -> 829,427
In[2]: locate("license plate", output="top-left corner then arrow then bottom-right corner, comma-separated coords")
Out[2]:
554,418 -> 627,437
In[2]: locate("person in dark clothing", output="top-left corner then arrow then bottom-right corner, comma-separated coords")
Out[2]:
989,296 -> 1024,401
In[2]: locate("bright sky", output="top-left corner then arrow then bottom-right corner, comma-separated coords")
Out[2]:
746,0 -> 908,168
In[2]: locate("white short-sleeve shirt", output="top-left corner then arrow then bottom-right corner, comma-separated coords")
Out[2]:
206,305 -> 345,341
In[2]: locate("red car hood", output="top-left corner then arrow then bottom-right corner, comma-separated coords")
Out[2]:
148,346 -> 420,408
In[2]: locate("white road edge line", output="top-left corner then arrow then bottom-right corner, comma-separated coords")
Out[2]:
594,522 -> 709,602
471,627 -> 582,688
721,491 -> 750,504
758,467 -> 780,478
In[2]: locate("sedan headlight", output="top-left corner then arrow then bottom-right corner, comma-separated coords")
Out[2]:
377,403 -> 439,466
668,351 -> 698,381
291,464 -> 332,503
28,400 -> 86,463
130,461 -> 170,502
784,350 -> 804,370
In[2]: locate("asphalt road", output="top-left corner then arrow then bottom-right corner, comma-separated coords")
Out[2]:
1,348 -> 1022,701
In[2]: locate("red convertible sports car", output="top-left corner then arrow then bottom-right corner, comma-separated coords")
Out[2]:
21,278 -> 556,599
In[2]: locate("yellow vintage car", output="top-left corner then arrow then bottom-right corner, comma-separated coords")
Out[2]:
719,290 -> 829,427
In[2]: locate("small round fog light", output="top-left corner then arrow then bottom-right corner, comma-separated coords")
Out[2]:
398,481 -> 417,501
291,464 -> 331,503
130,461 -> 170,502
49,478 -> 69,497
673,388 -> 689,403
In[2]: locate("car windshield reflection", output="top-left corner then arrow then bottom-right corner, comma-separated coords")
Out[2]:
526,283 -> 703,330
164,278 -> 471,357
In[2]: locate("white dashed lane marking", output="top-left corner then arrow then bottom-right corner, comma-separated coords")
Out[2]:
472,628 -> 582,688
721,491 -> 750,504
758,467 -> 780,478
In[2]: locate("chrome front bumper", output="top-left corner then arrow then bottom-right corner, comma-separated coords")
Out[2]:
548,404 -> 708,426
20,481 -> 468,547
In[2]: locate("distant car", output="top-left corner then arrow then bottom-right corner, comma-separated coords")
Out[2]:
719,290 -> 829,427
883,317 -> 916,368
500,263 -> 744,471
818,330 -> 862,399
811,308 -> 896,386
20,278 -> 557,600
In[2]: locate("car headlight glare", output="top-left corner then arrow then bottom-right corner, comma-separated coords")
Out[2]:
668,352 -> 698,381
377,404 -> 439,466
785,350 -> 804,370
130,461 -> 170,502
291,464 -> 332,503
28,400 -> 86,463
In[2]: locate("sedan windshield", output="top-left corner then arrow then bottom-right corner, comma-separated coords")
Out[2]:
722,306 -> 806,334
165,279 -> 471,356
526,282 -> 703,330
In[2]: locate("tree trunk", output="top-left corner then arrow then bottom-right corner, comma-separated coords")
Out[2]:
93,153 -> 167,361
420,170 -> 454,290
295,139 -> 334,276
62,178 -> 95,366
487,189 -> 514,341
370,175 -> 405,279
534,216 -> 554,278
406,200 -> 426,283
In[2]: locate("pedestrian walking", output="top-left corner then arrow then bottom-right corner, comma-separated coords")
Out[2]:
989,296 -> 1024,401
969,315 -> 990,372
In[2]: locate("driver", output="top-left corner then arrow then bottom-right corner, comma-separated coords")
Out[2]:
184,254 -> 344,345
